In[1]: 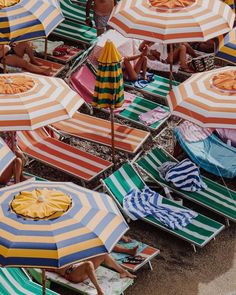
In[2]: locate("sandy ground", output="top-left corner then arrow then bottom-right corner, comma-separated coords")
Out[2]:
25,63 -> 236,295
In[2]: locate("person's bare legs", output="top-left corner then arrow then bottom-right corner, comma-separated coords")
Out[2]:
170,45 -> 193,72
183,42 -> 197,58
123,57 -> 138,81
97,254 -> 136,279
4,55 -> 52,75
113,245 -> 139,256
12,42 -> 42,65
0,162 -> 13,184
134,56 -> 147,80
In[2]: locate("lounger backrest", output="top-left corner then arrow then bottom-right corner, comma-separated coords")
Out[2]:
103,162 -> 145,205
18,128 -> 113,182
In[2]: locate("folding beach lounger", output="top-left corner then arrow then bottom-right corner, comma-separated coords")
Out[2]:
28,266 -> 133,295
17,128 -> 113,184
101,162 -> 224,251
69,64 -> 171,131
59,0 -> 94,24
52,19 -> 97,46
0,268 -> 58,295
136,146 -> 236,225
51,112 -> 150,154
174,128 -> 236,179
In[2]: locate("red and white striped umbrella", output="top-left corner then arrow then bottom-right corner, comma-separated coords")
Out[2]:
108,0 -> 235,43
0,73 -> 84,131
167,67 -> 236,129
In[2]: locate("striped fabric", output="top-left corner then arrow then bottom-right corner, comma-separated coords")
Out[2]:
119,96 -> 170,130
136,147 -> 236,223
53,19 -> 97,45
93,41 -> 124,109
0,268 -> 58,295
0,181 -> 128,268
102,162 -> 224,247
167,67 -> 236,129
59,0 -> 93,24
0,0 -> 64,44
216,28 -> 236,65
123,186 -> 198,230
124,74 -> 179,100
0,137 -> 15,175
162,159 -> 207,192
0,73 -> 84,131
108,0 -> 235,43
17,128 -> 113,182
51,112 -> 150,154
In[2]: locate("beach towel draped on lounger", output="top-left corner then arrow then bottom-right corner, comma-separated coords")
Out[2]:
158,158 -> 207,192
123,186 -> 197,230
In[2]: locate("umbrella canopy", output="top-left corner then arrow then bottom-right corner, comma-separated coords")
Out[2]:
93,40 -> 124,108
0,180 -> 128,268
216,28 -> 236,64
0,137 -> 15,175
108,0 -> 235,43
167,67 -> 236,129
0,0 -> 64,44
0,73 -> 84,131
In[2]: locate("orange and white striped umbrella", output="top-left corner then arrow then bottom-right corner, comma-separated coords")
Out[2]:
167,67 -> 236,129
108,0 -> 235,43
0,73 -> 84,131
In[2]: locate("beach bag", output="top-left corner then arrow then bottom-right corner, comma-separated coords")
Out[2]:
190,54 -> 215,72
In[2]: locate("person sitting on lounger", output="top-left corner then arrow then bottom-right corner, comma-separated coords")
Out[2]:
49,253 -> 136,295
0,41 -> 53,75
0,131 -> 26,184
139,41 -> 197,73
121,45 -> 148,81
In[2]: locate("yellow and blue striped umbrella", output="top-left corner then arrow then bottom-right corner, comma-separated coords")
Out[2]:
0,180 -> 128,268
93,40 -> 124,109
216,28 -> 236,64
0,137 -> 15,175
0,0 -> 64,44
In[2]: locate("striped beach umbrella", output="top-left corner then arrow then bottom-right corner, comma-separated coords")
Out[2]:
0,0 -> 64,44
93,40 -> 124,163
0,137 -> 15,175
216,28 -> 236,64
167,67 -> 236,129
0,180 -> 128,293
223,0 -> 235,12
108,0 -> 235,43
0,73 -> 84,131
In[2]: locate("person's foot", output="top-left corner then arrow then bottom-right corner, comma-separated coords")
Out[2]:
97,289 -> 104,295
121,236 -> 131,243
128,245 -> 139,256
120,270 -> 136,279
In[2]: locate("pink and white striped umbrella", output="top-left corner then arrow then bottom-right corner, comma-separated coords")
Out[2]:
108,0 -> 235,43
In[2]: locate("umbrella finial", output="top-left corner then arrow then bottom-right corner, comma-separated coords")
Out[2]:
5,78 -> 12,84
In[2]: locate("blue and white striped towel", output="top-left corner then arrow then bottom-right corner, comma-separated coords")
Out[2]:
123,186 -> 198,230
159,159 -> 207,192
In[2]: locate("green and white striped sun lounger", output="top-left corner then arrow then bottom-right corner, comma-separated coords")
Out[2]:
0,268 -> 58,295
119,96 -> 170,131
124,75 -> 180,104
102,162 -> 224,251
136,147 -> 236,225
53,19 -> 97,45
59,0 -> 94,24
28,266 -> 133,295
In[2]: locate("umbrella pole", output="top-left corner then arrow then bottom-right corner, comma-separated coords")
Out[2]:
42,269 -> 46,295
110,107 -> 115,165
2,45 -> 6,74
169,43 -> 173,91
11,131 -> 18,183
44,37 -> 48,60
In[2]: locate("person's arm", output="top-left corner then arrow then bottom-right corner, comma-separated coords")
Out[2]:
86,0 -> 93,26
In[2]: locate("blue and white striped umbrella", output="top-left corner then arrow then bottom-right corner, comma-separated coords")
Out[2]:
0,137 -> 15,175
0,181 -> 128,268
0,0 -> 64,44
